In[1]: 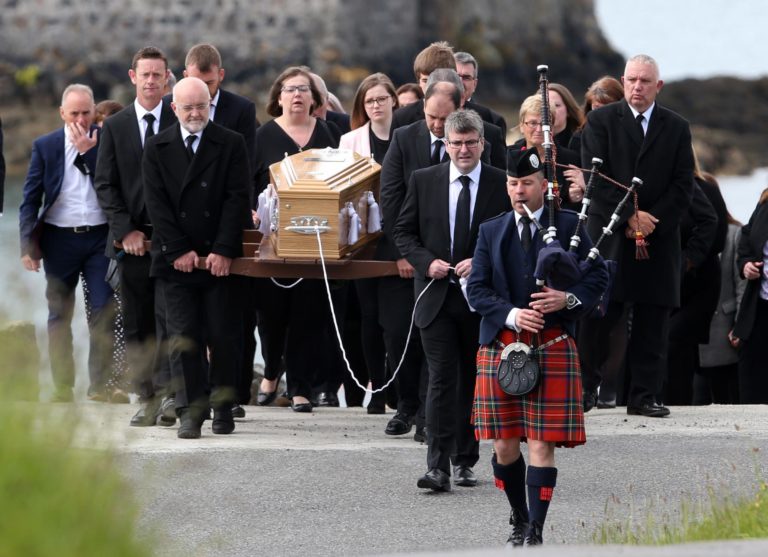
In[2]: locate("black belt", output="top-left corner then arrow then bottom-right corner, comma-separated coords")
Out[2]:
46,223 -> 108,233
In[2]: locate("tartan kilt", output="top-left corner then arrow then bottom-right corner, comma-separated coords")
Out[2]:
473,327 -> 586,447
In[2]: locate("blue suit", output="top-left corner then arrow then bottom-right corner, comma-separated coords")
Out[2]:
467,208 -> 608,346
19,127 -> 113,397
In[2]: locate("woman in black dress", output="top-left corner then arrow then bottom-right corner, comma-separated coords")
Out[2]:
253,66 -> 339,412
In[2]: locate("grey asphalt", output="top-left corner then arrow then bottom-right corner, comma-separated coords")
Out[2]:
73,403 -> 768,556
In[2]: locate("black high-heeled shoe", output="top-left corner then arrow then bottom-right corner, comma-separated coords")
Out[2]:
256,386 -> 278,406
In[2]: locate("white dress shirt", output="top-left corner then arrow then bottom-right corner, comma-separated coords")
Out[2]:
447,161 -> 481,254
133,99 -> 163,146
628,102 -> 655,136
44,126 -> 107,227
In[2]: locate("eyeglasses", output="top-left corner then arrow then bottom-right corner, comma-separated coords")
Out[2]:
523,120 -> 545,129
281,85 -> 311,94
177,103 -> 209,112
458,74 -> 476,81
445,138 -> 482,149
364,95 -> 391,107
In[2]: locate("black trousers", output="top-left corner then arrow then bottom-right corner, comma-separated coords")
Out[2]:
256,278 -> 325,399
738,298 -> 768,404
419,286 -> 480,473
378,275 -> 425,420
160,276 -> 240,411
234,275 -> 258,405
626,302 -> 671,407
355,278 -> 387,406
578,301 -> 629,402
119,254 -> 167,401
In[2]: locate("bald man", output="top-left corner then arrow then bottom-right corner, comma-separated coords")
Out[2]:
143,77 -> 251,439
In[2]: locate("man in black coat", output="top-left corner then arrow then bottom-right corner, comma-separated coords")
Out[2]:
394,109 -> 510,491
94,46 -> 176,426
455,51 -> 507,138
143,77 -> 250,439
377,80 -> 466,440
182,43 -> 259,416
581,54 -> 695,417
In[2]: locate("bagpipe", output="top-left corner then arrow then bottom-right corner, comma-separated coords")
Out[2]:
526,66 -> 650,309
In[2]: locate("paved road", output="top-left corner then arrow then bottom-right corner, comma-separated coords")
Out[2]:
72,403 -> 768,556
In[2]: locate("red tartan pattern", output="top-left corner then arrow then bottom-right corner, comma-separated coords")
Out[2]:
539,487 -> 554,501
473,327 -> 586,447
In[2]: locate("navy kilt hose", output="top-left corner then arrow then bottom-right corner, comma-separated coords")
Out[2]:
474,327 -> 586,447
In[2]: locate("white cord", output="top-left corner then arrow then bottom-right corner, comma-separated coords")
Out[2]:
270,277 -> 303,289
315,227 -> 435,394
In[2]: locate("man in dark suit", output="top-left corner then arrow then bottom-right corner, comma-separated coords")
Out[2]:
581,54 -> 695,417
143,77 -> 250,439
394,109 -> 510,491
182,42 -> 258,417
455,51 -> 508,138
392,69 -> 506,170
378,79 -> 466,440
19,84 -> 113,402
94,46 -> 176,426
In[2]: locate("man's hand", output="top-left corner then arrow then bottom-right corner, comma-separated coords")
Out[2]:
252,210 -> 261,228
396,258 -> 415,279
427,258 -> 451,280
626,210 -> 659,237
529,286 -> 567,314
744,261 -> 763,280
67,122 -> 98,154
121,230 -> 147,256
21,254 -> 41,272
454,257 -> 472,278
515,308 -> 545,333
206,253 -> 232,277
173,250 -> 199,273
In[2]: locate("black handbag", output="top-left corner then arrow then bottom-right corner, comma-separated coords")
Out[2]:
497,337 -> 540,396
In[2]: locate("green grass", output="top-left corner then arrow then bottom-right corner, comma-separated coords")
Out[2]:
594,471 -> 768,544
0,335 -> 152,557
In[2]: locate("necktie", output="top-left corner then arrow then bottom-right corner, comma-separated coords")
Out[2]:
73,154 -> 90,176
143,113 -> 156,143
635,113 -> 645,136
430,139 -> 443,166
519,216 -> 532,253
186,135 -> 197,160
453,175 -> 471,264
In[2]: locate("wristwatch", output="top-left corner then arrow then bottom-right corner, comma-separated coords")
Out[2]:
565,292 -> 581,310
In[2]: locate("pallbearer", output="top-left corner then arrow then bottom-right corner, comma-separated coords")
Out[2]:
466,149 -> 608,546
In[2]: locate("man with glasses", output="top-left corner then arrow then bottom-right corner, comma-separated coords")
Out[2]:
143,77 -> 250,439
394,109 -> 510,491
455,51 -> 507,138
94,46 -> 176,427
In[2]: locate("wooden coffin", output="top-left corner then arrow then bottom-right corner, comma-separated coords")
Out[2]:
268,148 -> 382,260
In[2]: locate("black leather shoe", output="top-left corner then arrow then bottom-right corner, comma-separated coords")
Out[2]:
453,465 -> 477,487
582,389 -> 598,413
256,387 -> 278,406
290,399 -> 313,413
231,404 -> 246,419
525,520 -> 543,546
316,391 -> 340,407
129,398 -> 160,427
177,409 -> 203,439
417,468 -> 451,492
385,412 -> 414,436
156,396 -> 177,427
627,402 -> 670,417
212,407 -> 235,434
505,507 -> 529,548
413,425 -> 427,443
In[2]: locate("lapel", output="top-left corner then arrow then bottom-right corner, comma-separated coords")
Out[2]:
415,121 -> 432,168
184,122 -> 221,188
618,101 -> 644,149
158,100 -> 176,132
121,105 -> 145,164
435,164 -> 451,251
212,89 -> 228,125
51,129 -> 66,197
638,105 -> 666,160
497,211 -> 521,298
